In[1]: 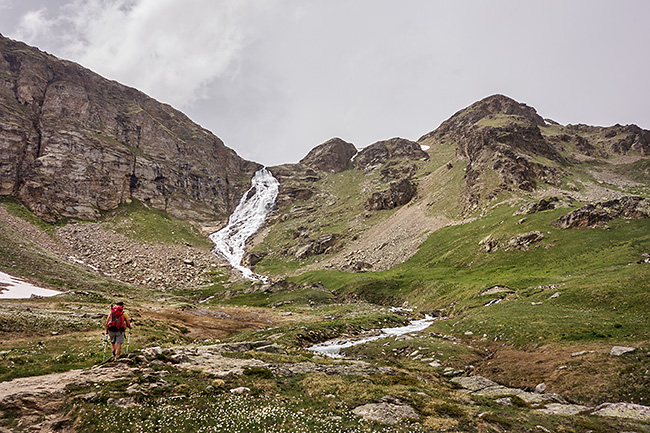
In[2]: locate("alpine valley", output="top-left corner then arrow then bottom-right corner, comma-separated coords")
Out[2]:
1,34 -> 649,433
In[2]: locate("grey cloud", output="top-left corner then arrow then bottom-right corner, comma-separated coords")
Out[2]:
5,0 -> 650,166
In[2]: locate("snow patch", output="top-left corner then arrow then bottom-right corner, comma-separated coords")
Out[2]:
0,272 -> 61,299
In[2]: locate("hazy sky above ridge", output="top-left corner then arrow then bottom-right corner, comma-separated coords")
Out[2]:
1,0 -> 648,166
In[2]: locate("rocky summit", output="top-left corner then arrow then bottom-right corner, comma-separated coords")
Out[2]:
0,35 -> 259,223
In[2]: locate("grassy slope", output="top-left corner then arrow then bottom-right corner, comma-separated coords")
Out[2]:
293,203 -> 650,345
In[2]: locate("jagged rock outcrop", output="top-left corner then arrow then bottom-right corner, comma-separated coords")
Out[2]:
268,164 -> 319,209
514,196 -> 574,215
479,231 -> 545,252
0,35 -> 259,222
551,196 -> 650,229
294,233 -> 337,259
298,137 -> 357,173
365,178 -> 417,211
565,123 -> 650,156
355,137 -> 428,171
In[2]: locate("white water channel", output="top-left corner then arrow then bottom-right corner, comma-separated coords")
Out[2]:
210,168 -> 279,281
308,315 -> 439,358
0,271 -> 61,299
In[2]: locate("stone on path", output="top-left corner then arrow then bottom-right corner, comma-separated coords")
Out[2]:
229,387 -> 251,394
609,346 -> 636,356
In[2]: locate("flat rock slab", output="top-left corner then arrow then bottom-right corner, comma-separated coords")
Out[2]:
270,361 -> 392,377
450,376 -> 498,391
175,350 -> 268,377
171,345 -> 393,378
592,403 -> 650,421
352,402 -> 418,425
451,376 -> 566,404
0,363 -> 134,416
537,403 -> 592,416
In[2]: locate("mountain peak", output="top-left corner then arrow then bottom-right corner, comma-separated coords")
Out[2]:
419,94 -> 545,143
299,137 -> 357,173
470,94 -> 544,123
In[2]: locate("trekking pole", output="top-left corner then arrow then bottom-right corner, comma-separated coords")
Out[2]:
126,328 -> 131,354
102,333 -> 108,362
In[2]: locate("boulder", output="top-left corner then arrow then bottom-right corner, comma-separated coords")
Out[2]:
294,233 -> 337,259
451,376 -> 498,392
451,376 -> 566,405
365,179 -> 417,211
229,387 -> 251,395
480,231 -> 544,252
514,196 -> 573,215
506,231 -> 544,250
107,397 -> 137,408
245,251 -> 267,266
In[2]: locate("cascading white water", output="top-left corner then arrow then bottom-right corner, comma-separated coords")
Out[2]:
210,168 -> 279,281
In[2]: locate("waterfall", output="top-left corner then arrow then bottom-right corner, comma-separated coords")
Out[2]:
210,168 -> 279,281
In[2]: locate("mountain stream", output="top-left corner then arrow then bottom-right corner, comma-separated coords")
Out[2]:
210,169 -> 279,281
308,315 -> 439,358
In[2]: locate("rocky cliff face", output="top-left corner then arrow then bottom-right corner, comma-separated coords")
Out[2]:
0,35 -> 260,223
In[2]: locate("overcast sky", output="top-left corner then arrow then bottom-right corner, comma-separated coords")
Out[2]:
1,0 -> 648,166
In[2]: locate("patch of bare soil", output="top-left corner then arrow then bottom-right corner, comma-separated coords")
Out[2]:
469,340 -> 648,406
143,306 -> 285,340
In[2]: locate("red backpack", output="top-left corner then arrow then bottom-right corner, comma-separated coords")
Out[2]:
106,305 -> 126,332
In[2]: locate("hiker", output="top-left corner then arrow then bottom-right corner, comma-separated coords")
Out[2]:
105,301 -> 132,358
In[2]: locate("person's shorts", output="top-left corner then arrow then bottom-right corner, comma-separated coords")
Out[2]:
108,330 -> 125,344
